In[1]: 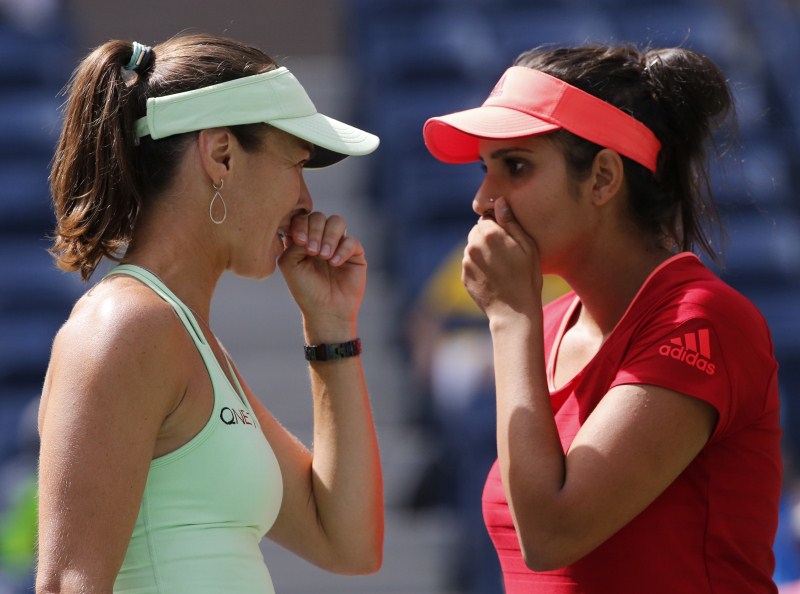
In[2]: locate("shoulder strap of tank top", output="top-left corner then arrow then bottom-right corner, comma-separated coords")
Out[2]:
104,265 -> 254,410
103,264 -> 208,349
221,353 -> 253,412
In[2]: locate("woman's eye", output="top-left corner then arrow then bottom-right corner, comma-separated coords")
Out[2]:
506,159 -> 526,175
479,159 -> 526,176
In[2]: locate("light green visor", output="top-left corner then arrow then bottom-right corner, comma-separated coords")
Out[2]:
134,66 -> 379,168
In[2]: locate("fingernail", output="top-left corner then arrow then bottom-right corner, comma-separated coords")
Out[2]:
308,241 -> 319,253
295,232 -> 307,244
331,255 -> 342,266
320,244 -> 332,258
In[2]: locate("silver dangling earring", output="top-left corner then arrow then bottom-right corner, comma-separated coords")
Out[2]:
209,178 -> 227,225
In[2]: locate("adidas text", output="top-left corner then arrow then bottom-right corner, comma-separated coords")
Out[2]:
658,344 -> 716,375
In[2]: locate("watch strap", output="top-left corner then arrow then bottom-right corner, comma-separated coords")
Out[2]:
304,338 -> 362,361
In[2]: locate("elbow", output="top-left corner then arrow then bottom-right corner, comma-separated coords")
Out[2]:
513,511 -> 583,572
35,570 -> 101,594
348,548 -> 383,575
35,557 -> 116,594
507,489 -> 586,571
331,509 -> 384,575
519,541 -> 576,573
327,543 -> 383,576
317,523 -> 384,575
36,569 -> 66,594
354,540 -> 384,575
35,583 -> 58,594
521,546 -> 568,573
516,530 -> 588,573
340,529 -> 384,575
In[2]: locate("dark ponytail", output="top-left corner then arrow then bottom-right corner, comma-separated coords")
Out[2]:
642,47 -> 732,259
514,45 -> 733,260
50,34 -> 278,280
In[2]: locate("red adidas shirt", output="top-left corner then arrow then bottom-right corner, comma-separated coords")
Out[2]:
483,253 -> 782,593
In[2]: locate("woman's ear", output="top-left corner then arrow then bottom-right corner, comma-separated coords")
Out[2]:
590,148 -> 625,206
197,128 -> 233,184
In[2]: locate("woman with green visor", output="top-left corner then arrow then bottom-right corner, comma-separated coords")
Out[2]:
36,34 -> 383,593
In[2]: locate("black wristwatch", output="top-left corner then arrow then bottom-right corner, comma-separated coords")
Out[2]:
303,338 -> 362,361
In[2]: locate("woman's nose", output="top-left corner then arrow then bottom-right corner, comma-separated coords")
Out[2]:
472,181 -> 498,216
297,178 -> 313,214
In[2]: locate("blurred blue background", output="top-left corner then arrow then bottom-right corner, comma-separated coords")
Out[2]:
0,0 -> 798,592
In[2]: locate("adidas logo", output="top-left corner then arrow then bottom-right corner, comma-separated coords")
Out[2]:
488,73 -> 507,98
657,328 -> 716,375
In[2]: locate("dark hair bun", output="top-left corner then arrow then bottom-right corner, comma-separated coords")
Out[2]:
644,48 -> 731,149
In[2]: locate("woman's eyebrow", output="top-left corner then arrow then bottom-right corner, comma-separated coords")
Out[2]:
488,147 -> 536,159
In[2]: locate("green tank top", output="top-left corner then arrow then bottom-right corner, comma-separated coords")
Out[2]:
108,265 -> 283,594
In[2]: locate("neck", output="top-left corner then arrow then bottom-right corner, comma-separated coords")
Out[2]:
562,246 -> 672,337
122,202 -> 224,321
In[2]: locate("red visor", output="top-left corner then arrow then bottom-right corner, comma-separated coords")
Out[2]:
423,66 -> 661,172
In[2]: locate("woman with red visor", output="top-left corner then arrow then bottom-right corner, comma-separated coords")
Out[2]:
423,45 -> 781,593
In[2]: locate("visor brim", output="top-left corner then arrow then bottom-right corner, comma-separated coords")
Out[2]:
423,105 -> 560,164
271,112 -> 379,169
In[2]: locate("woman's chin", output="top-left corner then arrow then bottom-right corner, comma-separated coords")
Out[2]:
230,249 -> 279,281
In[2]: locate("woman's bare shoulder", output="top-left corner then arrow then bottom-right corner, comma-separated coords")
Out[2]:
58,275 -> 190,351
42,275 -> 192,422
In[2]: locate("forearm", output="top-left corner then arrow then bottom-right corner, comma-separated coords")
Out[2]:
489,312 -> 568,564
304,325 -> 383,572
